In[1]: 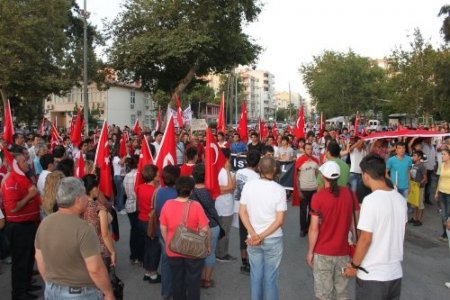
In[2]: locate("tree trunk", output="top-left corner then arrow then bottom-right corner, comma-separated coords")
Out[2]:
0,88 -> 8,108
171,63 -> 200,102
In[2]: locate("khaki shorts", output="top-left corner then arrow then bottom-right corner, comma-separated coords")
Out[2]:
313,254 -> 350,300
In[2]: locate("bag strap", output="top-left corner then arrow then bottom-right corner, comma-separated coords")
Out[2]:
181,200 -> 191,226
151,187 -> 159,211
192,188 -> 221,226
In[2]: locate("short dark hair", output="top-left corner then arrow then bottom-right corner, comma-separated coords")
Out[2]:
162,165 -> 180,187
327,141 -> 341,158
246,150 -> 261,167
281,136 -> 289,143
176,176 -> 195,197
396,141 -> 406,148
56,158 -> 74,177
250,132 -> 258,138
142,164 -> 158,183
154,131 -> 163,137
125,155 -> 139,170
306,131 -> 315,138
360,154 -> 386,180
53,145 -> 66,159
262,145 -> 274,155
186,147 -> 198,161
82,174 -> 99,195
192,163 -> 205,184
413,150 -> 424,159
221,148 -> 231,159
40,153 -> 54,170
217,132 -> 225,138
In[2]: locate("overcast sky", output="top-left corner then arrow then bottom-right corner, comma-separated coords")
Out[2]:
77,0 -> 447,99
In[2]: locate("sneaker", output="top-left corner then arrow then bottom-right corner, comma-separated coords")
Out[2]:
413,220 -> 422,226
119,209 -> 127,215
445,282 -> 450,289
438,236 -> 448,242
148,274 -> 161,284
240,264 -> 250,274
408,218 -> 415,224
216,254 -> 236,262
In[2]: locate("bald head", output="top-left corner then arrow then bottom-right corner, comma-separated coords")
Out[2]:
258,156 -> 277,177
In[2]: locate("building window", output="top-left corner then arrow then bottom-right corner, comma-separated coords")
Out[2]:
130,114 -> 136,126
130,90 -> 136,104
145,115 -> 150,127
144,93 -> 150,106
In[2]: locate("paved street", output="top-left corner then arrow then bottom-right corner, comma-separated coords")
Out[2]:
1,200 -> 450,299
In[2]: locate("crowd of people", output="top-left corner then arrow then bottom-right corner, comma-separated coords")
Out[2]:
0,120 -> 449,300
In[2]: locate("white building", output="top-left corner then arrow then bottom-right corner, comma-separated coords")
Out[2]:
44,81 -> 157,129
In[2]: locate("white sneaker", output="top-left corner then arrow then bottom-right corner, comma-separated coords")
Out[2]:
445,282 -> 450,289
119,209 -> 127,215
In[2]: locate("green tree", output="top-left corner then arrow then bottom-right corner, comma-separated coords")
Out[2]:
300,50 -> 388,118
0,0 -> 104,125
185,83 -> 216,118
386,29 -> 438,118
108,0 -> 262,103
439,5 -> 450,43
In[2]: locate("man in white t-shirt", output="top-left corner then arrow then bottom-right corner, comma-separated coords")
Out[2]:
343,138 -> 367,192
37,154 -> 55,195
344,154 -> 407,300
215,149 -> 236,262
240,156 -> 287,300
152,131 -> 163,156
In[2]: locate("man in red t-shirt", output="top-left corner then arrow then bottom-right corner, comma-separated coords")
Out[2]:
306,161 -> 359,300
2,153 -> 41,299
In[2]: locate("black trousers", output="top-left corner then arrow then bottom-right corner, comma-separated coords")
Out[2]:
356,278 -> 401,300
300,190 -> 316,233
10,221 -> 37,298
424,170 -> 434,203
138,220 -> 161,272
127,212 -> 142,261
168,257 -> 204,300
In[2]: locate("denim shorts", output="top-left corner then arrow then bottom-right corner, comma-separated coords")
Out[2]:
45,282 -> 102,300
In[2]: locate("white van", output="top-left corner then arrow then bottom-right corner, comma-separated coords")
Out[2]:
368,120 -> 381,131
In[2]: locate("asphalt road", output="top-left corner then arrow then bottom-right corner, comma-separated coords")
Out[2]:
1,200 -> 450,299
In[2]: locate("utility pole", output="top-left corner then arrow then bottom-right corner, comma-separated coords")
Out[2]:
235,71 -> 238,125
288,82 -> 292,122
82,0 -> 89,135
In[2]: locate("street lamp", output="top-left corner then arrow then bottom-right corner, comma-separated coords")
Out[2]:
81,0 -> 89,135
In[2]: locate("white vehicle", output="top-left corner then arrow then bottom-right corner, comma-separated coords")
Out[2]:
367,119 -> 381,131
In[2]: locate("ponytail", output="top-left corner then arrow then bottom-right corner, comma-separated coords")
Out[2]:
327,178 -> 340,197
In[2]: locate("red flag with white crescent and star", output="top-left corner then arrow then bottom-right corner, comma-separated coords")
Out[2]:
155,115 -> 177,173
93,120 -> 113,198
134,135 -> 154,193
2,99 -> 14,145
237,101 -> 248,142
70,107 -> 83,147
294,105 -> 305,139
133,119 -> 141,136
205,127 -> 227,199
272,121 -> 279,144
74,151 -> 85,178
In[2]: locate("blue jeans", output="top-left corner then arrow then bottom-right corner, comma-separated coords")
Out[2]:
114,175 -> 125,211
45,282 -> 102,299
127,212 -> 142,261
247,236 -> 283,300
397,188 -> 409,198
349,173 -> 361,192
159,238 -> 172,298
205,226 -> 220,267
439,192 -> 450,222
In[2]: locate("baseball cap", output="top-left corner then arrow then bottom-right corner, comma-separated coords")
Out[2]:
319,161 -> 340,179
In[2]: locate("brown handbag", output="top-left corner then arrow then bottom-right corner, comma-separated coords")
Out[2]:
146,188 -> 159,238
169,201 -> 208,258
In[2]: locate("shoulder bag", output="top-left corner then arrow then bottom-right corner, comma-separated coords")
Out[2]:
169,201 -> 208,258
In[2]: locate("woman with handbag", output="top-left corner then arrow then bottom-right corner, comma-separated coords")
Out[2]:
160,176 -> 210,300
82,174 -> 116,268
191,163 -> 222,288
136,164 -> 161,283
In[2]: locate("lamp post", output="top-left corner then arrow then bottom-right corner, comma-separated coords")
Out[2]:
82,0 -> 89,135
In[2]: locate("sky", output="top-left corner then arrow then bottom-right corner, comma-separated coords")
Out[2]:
77,0 -> 448,100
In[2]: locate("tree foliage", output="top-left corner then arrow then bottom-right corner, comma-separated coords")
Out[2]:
0,0 -> 105,125
108,0 -> 262,102
300,50 -> 388,118
439,5 -> 450,43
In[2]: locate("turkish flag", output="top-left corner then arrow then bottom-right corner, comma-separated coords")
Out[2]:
237,101 -> 248,142
70,107 -> 83,147
94,121 -> 113,198
74,152 -> 85,178
133,119 -> 141,136
217,92 -> 226,133
134,135 -> 154,193
205,127 -> 227,199
286,124 -> 293,135
39,117 -> 46,136
294,105 -> 305,139
272,121 -> 279,144
175,96 -> 184,128
0,144 -> 14,168
155,115 -> 177,172
258,117 -> 269,140
3,99 -> 14,145
50,121 -> 62,151
319,112 -> 325,138
119,132 -> 128,158
155,107 -> 162,132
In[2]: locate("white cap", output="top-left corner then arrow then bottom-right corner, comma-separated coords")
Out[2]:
319,161 -> 340,179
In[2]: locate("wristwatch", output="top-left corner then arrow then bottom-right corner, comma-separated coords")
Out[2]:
350,261 -> 369,274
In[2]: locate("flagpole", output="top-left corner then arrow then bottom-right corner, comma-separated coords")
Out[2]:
82,0 -> 89,136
